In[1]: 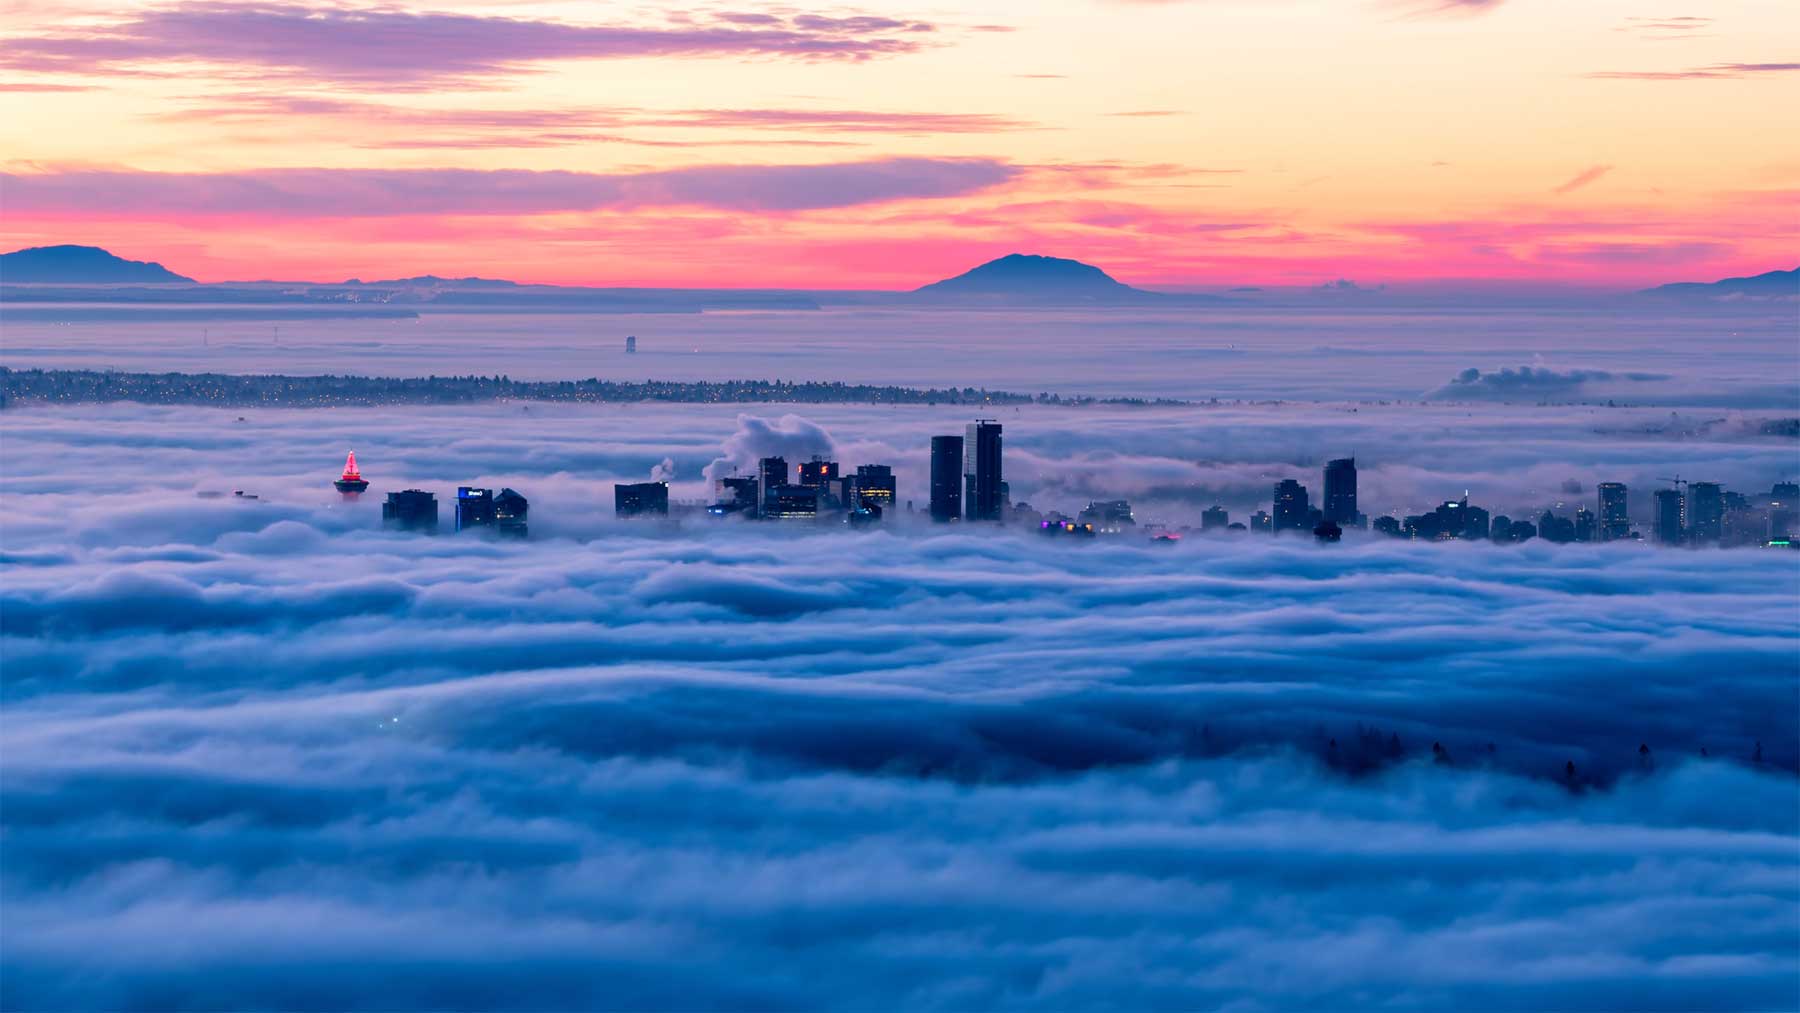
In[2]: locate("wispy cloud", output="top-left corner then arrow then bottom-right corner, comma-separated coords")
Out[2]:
0,159 -> 1022,217
1,3 -> 940,89
1551,164 -> 1613,195
1587,62 -> 1800,81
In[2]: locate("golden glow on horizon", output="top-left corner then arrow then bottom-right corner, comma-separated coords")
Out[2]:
1,0 -> 1795,286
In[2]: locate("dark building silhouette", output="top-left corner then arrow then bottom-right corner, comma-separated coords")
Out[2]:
494,488 -> 528,537
1539,509 -> 1576,544
1250,509 -> 1272,533
1597,482 -> 1629,541
1314,519 -> 1342,542
1686,481 -> 1723,544
625,335 -> 636,354
1373,515 -> 1401,537
1653,488 -> 1684,545
798,457 -> 839,489
1272,479 -> 1310,533
1574,507 -> 1596,542
711,475 -> 759,517
1202,505 -> 1229,531
1323,458 -> 1358,525
615,481 -> 669,518
764,484 -> 819,521
758,457 -> 788,514
382,489 -> 438,533
455,487 -> 496,531
1770,482 -> 1798,542
1078,500 -> 1135,533
853,464 -> 896,509
964,420 -> 1004,522
930,435 -> 963,522
334,450 -> 368,497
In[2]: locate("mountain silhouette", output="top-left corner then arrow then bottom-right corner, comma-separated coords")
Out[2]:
913,254 -> 1156,303
1,245 -> 194,283
1640,267 -> 1797,302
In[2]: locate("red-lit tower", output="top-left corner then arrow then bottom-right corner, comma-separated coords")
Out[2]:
334,451 -> 369,496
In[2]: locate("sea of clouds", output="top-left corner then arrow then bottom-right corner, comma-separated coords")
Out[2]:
2,398 -> 1797,1008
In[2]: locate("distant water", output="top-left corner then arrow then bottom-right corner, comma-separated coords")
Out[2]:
3,303 -> 1794,406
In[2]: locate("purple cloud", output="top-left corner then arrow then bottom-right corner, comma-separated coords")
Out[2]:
1551,164 -> 1613,195
1587,62 -> 1800,81
0,159 -> 1022,217
1,3 -> 938,88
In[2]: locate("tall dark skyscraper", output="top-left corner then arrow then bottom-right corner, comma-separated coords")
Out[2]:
382,489 -> 438,533
930,435 -> 963,522
615,481 -> 669,518
455,486 -> 496,531
1597,482 -> 1629,541
1272,479 -> 1310,533
1322,458 -> 1357,525
798,457 -> 839,488
759,456 -> 788,514
853,464 -> 896,508
1653,488 -> 1684,545
494,488 -> 529,538
1686,481 -> 1723,543
964,420 -> 1003,522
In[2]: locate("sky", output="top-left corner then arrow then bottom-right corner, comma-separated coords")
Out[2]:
3,400 -> 1797,1009
2,0 -> 1796,288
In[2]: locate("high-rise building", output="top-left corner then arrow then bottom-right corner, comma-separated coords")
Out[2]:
1573,507 -> 1596,542
964,420 -> 1004,522
798,457 -> 839,488
758,457 -> 789,514
334,450 -> 369,497
1653,488 -> 1684,545
764,484 -> 819,521
1686,482 -> 1723,543
455,487 -> 496,531
1323,458 -> 1357,525
494,488 -> 529,538
382,489 -> 438,533
1250,509 -> 1272,533
1078,500 -> 1135,533
1770,482 -> 1798,542
853,464 -> 896,509
1202,505 -> 1229,531
930,435 -> 963,522
1272,479 -> 1310,533
1597,482 -> 1629,541
711,475 -> 759,517
614,481 -> 669,518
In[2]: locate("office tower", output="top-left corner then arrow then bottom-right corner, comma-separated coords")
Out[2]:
964,420 -> 1003,522
1373,515 -> 1401,537
1272,479 -> 1310,533
1323,458 -> 1357,524
1251,509 -> 1272,533
798,457 -> 839,488
1462,503 -> 1491,540
625,335 -> 636,354
1686,482 -> 1723,544
853,464 -> 896,509
1314,519 -> 1342,542
713,475 -> 759,517
1653,488 -> 1684,545
455,487 -> 496,531
1597,482 -> 1629,541
614,481 -> 669,518
1202,505 -> 1229,531
1539,510 -> 1576,544
494,488 -> 529,538
1574,507 -> 1596,542
764,484 -> 819,520
333,450 -> 369,497
930,435 -> 963,522
382,489 -> 438,533
1770,482 -> 1798,542
758,457 -> 788,513
1077,500 -> 1135,533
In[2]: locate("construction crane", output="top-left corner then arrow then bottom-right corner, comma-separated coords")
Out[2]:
1656,476 -> 1688,490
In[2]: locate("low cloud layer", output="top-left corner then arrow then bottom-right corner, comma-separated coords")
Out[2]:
2,401 -> 1796,1008
1429,365 -> 1673,401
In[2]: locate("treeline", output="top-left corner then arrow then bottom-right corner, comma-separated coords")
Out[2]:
0,368 -> 1183,409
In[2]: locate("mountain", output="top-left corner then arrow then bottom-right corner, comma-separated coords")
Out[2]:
1,245 -> 194,284
913,254 -> 1159,303
1640,267 -> 1797,303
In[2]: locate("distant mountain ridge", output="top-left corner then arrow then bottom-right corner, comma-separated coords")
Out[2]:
1,245 -> 194,284
1641,267 -> 1798,302
914,253 -> 1158,303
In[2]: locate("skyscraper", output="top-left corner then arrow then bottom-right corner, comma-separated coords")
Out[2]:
1686,481 -> 1723,544
1202,505 -> 1229,531
853,464 -> 896,508
382,489 -> 438,533
494,488 -> 529,538
1272,479 -> 1310,533
1653,488 -> 1684,545
615,481 -> 669,518
758,457 -> 788,514
930,435 -> 963,522
455,486 -> 496,531
1597,482 -> 1629,541
964,420 -> 1003,522
798,457 -> 839,488
1323,458 -> 1357,525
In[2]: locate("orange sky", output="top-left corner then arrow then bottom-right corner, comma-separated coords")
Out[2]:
1,0 -> 1795,288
